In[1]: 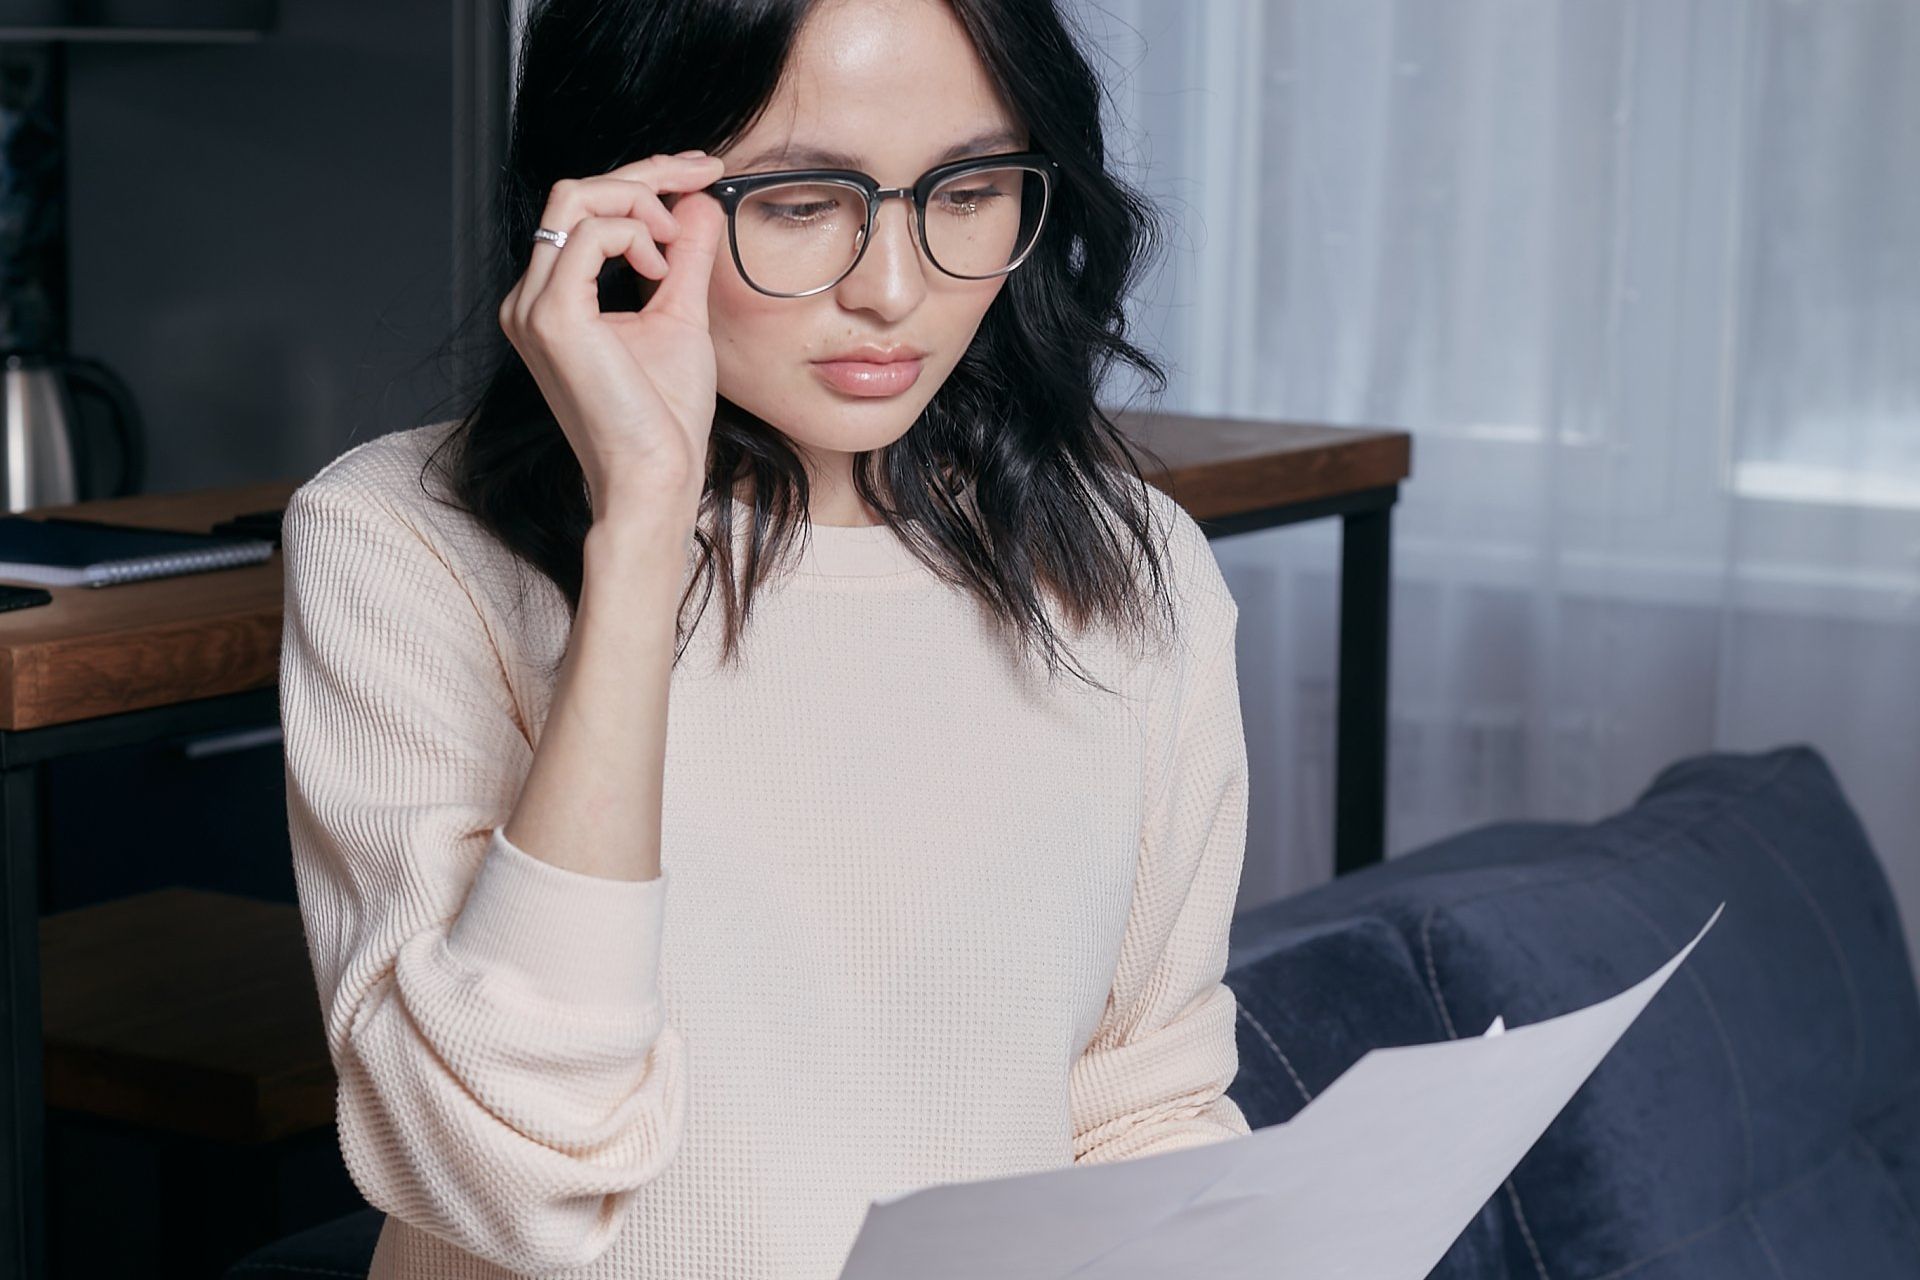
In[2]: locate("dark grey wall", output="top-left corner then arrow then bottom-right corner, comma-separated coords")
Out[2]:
65,1 -> 470,494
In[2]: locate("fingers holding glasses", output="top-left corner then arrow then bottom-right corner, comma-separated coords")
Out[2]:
643,181 -> 729,332
501,151 -> 725,331
492,151 -> 733,518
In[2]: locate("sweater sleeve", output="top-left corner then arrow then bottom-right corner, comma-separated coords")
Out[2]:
1068,589 -> 1253,1164
278,481 -> 689,1274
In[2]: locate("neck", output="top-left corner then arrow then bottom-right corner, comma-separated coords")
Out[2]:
726,470 -> 885,528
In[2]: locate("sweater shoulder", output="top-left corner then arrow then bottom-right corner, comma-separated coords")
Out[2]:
1126,472 -> 1238,649
290,419 -> 463,528
286,420 -> 528,586
284,419 -> 562,667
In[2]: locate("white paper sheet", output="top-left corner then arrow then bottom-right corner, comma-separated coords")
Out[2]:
836,901 -> 1725,1280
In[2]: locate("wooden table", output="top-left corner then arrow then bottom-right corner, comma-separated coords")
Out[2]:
0,416 -> 1409,1279
0,480 -> 294,1280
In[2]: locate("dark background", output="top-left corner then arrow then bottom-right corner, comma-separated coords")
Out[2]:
20,3 -> 511,1273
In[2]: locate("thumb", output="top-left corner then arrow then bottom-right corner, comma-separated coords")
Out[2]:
650,190 -> 726,329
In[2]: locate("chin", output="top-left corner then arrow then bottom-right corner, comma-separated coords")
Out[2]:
802,412 -> 921,448
789,398 -> 923,446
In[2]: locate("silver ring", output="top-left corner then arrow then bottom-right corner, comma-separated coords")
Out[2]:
533,227 -> 569,251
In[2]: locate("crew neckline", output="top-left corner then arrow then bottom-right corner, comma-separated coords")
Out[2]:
791,517 -> 927,579
703,493 -> 973,586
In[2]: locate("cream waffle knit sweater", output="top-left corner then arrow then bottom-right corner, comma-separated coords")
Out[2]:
278,419 -> 1252,1280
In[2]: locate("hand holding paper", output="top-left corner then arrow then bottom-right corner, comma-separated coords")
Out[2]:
837,901 -> 1726,1280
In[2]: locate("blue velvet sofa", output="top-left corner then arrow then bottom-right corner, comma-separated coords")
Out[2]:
1225,742 -> 1920,1277
225,743 -> 1920,1278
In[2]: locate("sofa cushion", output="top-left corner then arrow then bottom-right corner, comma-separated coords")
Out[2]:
1226,915 -> 1449,1127
1221,743 -> 1920,1279
221,1207 -> 382,1279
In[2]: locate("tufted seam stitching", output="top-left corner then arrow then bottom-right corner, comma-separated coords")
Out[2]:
1740,1203 -> 1790,1279
1379,753 -> 1801,1043
1589,1097 -> 1920,1274
1598,878 -> 1755,1199
1721,806 -> 1868,1111
1421,906 -> 1548,1276
1234,1002 -> 1313,1105
1585,1139 -> 1849,1278
1859,1073 -> 1920,1123
1848,1129 -> 1920,1257
1501,1178 -> 1552,1280
1404,752 -> 1800,1280
1419,903 -> 1459,1039
1601,1124 -> 1920,1277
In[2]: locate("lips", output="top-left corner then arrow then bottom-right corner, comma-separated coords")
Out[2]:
812,356 -> 925,397
813,344 -> 927,364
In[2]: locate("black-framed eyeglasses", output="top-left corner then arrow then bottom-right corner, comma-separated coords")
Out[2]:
699,150 -> 1060,298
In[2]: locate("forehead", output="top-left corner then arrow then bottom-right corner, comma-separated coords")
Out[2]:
724,0 -> 1025,175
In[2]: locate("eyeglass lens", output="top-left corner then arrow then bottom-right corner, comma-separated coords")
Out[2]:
733,164 -> 1049,295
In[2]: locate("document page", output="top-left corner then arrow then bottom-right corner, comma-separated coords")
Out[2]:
836,901 -> 1725,1280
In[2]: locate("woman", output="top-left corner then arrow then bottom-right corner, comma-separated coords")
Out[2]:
278,0 -> 1252,1276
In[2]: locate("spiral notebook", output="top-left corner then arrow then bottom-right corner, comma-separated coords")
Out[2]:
0,515 -> 277,588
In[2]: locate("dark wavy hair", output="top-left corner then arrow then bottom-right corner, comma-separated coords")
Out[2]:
419,0 -> 1185,693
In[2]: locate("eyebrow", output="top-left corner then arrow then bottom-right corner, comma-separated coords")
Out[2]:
733,126 -> 1027,174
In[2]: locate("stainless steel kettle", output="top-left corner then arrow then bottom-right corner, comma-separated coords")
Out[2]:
0,351 -> 145,510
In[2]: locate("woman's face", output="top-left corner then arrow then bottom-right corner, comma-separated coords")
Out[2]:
704,0 -> 1026,496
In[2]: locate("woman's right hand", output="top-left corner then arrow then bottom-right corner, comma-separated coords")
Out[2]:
498,150 -> 729,524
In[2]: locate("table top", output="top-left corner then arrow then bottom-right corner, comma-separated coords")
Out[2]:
0,480 -> 295,730
0,416 -> 1410,731
1111,408 -> 1411,518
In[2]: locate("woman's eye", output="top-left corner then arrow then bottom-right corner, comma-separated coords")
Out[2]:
936,186 -> 1005,216
758,199 -> 839,225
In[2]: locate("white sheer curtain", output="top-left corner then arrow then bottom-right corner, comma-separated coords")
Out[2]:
1071,0 -> 1920,965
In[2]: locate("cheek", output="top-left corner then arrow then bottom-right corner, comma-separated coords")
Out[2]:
927,284 -> 1006,362
710,273 -> 796,366
710,282 -> 840,408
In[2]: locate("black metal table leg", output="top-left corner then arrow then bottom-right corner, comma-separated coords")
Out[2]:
1335,501 -> 1393,876
1,755 -> 46,1280
1198,483 -> 1400,878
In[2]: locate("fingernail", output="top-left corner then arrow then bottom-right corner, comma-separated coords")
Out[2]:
676,149 -> 707,158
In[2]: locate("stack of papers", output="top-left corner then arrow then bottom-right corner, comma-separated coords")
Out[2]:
837,901 -> 1725,1280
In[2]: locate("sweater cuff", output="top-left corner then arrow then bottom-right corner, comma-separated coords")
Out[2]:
445,824 -> 668,1009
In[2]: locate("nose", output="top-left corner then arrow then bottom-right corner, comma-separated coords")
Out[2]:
835,191 -> 928,311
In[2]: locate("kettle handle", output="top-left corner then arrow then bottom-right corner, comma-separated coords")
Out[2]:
59,355 -> 147,498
